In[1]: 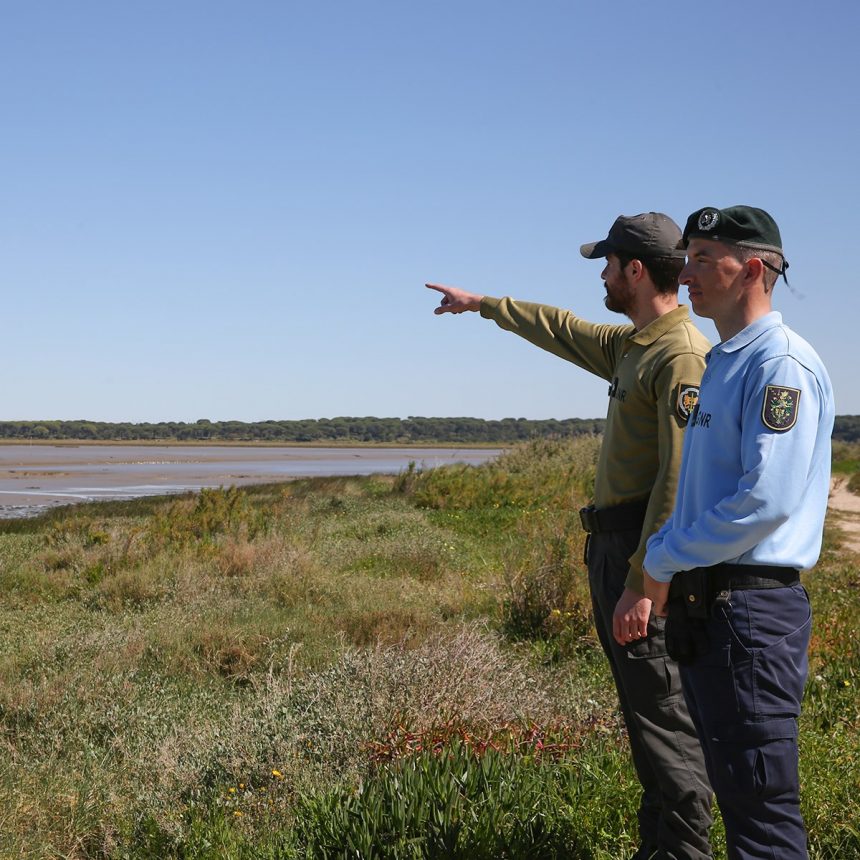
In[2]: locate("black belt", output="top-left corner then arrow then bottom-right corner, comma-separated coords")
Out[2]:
675,563 -> 800,618
699,563 -> 800,592
579,499 -> 648,534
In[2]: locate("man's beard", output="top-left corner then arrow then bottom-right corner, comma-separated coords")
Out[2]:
603,278 -> 635,316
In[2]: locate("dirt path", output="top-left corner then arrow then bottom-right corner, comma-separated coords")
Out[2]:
829,476 -> 860,553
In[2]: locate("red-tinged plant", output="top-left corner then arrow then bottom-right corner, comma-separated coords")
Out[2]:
365,717 -> 595,766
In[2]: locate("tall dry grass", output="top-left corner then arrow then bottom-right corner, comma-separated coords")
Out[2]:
0,437 -> 856,858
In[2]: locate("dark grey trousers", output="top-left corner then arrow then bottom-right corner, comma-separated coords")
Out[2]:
587,529 -> 713,860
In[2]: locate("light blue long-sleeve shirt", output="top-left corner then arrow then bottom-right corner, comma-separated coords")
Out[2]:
644,312 -> 834,582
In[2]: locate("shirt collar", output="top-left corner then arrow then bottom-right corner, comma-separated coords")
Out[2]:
714,311 -> 783,355
626,305 -> 692,346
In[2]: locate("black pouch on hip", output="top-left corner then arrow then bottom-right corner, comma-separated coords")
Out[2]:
665,570 -> 710,665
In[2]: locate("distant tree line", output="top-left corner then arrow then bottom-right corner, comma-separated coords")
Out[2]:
0,417 -> 606,444
833,415 -> 860,442
0,415 -> 856,444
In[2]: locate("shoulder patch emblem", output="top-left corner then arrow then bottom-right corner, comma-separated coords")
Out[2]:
762,385 -> 801,431
675,383 -> 700,423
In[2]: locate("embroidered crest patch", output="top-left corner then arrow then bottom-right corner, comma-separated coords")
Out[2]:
675,383 -> 700,423
762,385 -> 801,431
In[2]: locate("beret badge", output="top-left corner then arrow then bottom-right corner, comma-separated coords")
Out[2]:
697,209 -> 719,231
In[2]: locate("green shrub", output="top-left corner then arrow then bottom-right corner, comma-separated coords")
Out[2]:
293,739 -> 638,859
147,486 -> 272,550
500,512 -> 590,643
831,440 -> 860,475
403,437 -> 599,512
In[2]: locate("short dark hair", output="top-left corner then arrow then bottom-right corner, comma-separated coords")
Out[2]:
615,252 -> 684,295
731,246 -> 783,292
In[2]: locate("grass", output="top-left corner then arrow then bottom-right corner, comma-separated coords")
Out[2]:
832,441 -> 860,488
0,436 -> 856,858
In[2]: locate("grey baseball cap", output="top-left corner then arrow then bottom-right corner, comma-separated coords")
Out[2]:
580,212 -> 686,260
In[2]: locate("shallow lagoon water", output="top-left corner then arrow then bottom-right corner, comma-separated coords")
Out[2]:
0,445 -> 502,518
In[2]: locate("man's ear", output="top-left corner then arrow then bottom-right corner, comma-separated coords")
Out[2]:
744,256 -> 765,285
627,258 -> 645,282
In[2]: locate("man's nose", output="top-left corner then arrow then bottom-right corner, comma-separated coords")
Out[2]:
679,262 -> 693,285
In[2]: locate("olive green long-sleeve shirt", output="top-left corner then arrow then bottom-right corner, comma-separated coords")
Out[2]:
480,297 -> 710,593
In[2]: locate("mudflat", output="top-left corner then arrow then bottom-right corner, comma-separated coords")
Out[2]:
0,444 -> 501,517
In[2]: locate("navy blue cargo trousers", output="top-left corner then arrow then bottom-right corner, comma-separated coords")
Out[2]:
680,584 -> 811,860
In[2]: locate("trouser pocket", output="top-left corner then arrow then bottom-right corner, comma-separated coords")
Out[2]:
723,587 -> 812,719
710,717 -> 798,800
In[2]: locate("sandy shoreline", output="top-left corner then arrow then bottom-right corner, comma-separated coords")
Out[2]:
0,444 -> 502,517
829,476 -> 860,553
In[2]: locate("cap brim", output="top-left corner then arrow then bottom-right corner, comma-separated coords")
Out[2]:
579,239 -> 615,259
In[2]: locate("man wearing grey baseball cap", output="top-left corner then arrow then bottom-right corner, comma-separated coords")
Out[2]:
580,212 -> 691,261
427,212 -> 713,860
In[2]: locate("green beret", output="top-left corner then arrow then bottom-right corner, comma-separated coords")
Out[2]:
682,205 -> 784,255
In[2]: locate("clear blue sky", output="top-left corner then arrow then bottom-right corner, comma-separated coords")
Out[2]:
2,1 -> 857,422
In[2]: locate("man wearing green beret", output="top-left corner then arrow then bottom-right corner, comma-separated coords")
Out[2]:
428,212 -> 713,860
644,206 -> 835,860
